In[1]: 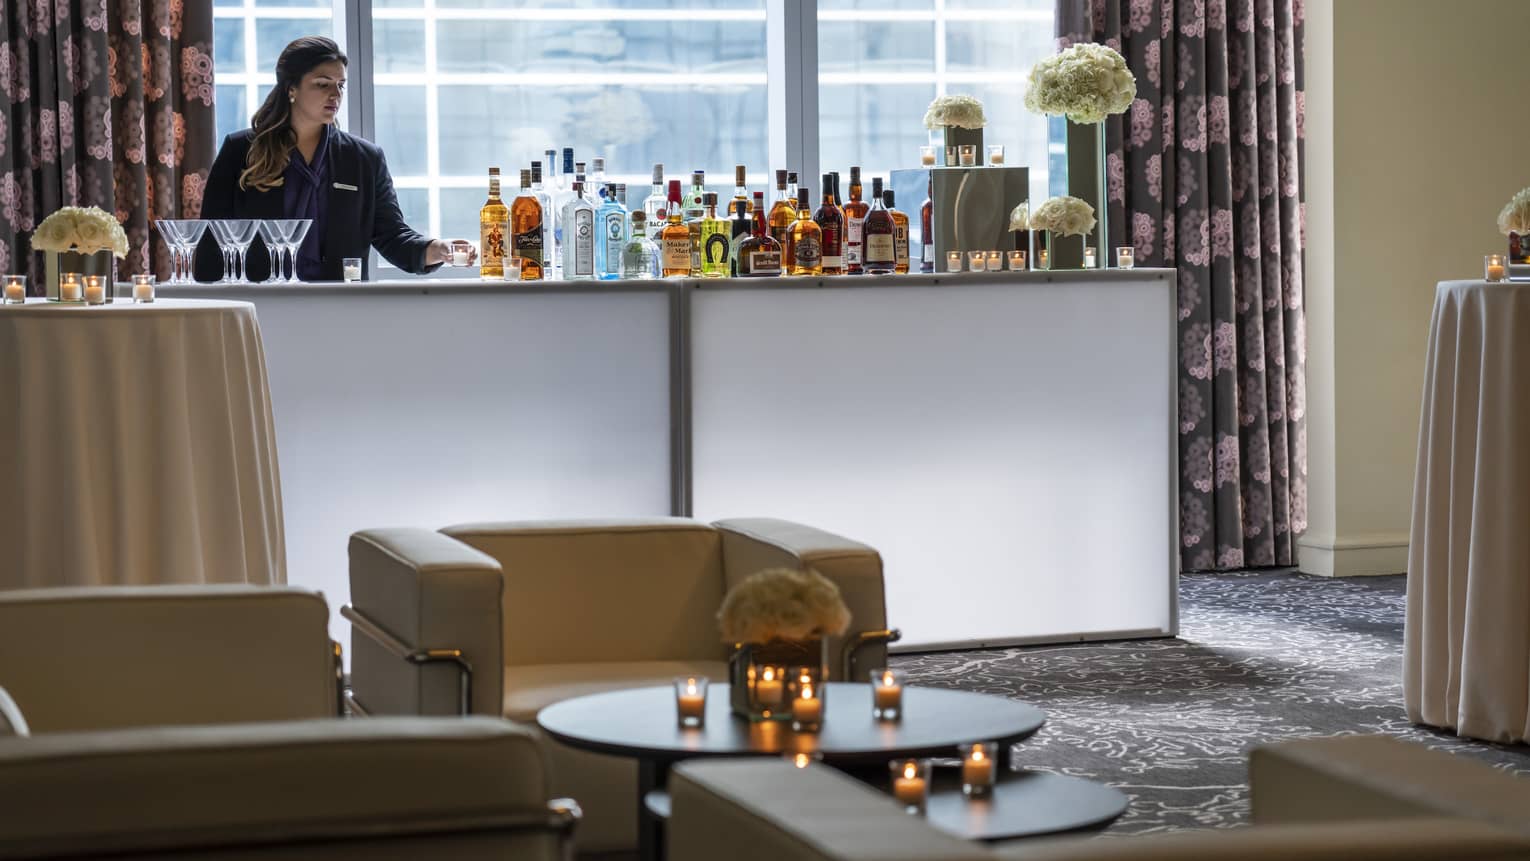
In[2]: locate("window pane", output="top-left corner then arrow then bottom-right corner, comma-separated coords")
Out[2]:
439,188 -> 485,245
818,21 -> 933,75
214,18 -> 244,73
256,18 -> 334,70
215,86 -> 248,143
394,188 -> 430,235
435,19 -> 764,76
374,86 -> 428,176
374,20 -> 426,72
820,83 -> 934,175
944,20 -> 1052,73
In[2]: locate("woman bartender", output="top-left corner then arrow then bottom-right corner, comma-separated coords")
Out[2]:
195,36 -> 472,281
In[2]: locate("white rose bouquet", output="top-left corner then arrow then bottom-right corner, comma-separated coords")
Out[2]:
718,567 -> 851,645
923,94 -> 987,130
1024,43 -> 1137,124
1029,196 -> 1097,237
1497,187 -> 1530,235
31,206 -> 130,257
1008,203 -> 1030,233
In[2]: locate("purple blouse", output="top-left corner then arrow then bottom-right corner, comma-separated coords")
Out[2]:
283,124 -> 333,281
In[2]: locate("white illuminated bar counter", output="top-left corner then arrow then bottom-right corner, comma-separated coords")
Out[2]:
158,268 -> 1177,651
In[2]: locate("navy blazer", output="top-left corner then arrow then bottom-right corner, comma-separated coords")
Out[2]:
194,128 -> 438,282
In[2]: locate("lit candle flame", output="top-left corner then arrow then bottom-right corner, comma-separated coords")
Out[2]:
762,667 -> 775,682
972,749 -> 985,762
903,762 -> 917,780
794,753 -> 811,768
881,671 -> 894,686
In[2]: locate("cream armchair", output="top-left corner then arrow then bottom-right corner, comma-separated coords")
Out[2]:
345,516 -> 897,855
0,715 -> 580,860
668,736 -> 1530,861
0,585 -> 341,732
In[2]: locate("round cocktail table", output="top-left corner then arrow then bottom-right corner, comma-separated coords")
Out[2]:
537,682 -> 1047,861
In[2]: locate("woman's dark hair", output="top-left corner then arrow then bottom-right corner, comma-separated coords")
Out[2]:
239,36 -> 348,191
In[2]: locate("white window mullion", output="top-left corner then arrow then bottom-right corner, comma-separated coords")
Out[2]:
767,0 -> 819,189
424,0 -> 441,241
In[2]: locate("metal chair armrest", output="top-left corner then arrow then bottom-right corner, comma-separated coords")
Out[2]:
341,604 -> 475,716
841,628 -> 902,679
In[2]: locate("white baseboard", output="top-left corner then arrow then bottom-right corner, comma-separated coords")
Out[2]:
1297,532 -> 1409,577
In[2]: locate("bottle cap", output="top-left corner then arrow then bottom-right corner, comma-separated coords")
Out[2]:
668,179 -> 683,202
520,168 -> 532,187
736,165 -> 747,185
616,183 -> 627,198
884,190 -> 895,207
776,168 -> 787,187
788,171 -> 798,184
871,176 -> 883,196
575,162 -> 586,176
632,210 -> 647,224
820,173 -> 832,191
592,157 -> 605,172
489,166 -> 500,175
530,161 -> 543,181
562,147 -> 574,171
607,182 -> 619,197
851,166 -> 861,181
652,164 -> 664,184
753,190 -> 765,202
798,186 -> 811,209
704,191 -> 718,206
572,181 -> 583,193
691,171 -> 705,185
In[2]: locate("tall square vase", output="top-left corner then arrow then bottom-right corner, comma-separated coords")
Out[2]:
45,250 -> 116,302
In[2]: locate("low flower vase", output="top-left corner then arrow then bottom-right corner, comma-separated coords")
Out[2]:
1039,231 -> 1086,270
929,126 -> 984,166
45,250 -> 115,303
1510,231 -> 1530,265
729,638 -> 829,722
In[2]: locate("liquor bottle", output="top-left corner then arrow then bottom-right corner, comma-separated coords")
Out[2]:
478,167 -> 510,280
560,180 -> 596,280
684,171 -> 707,222
511,168 -> 544,281
596,182 -> 627,281
814,172 -> 845,275
787,183 -> 823,276
886,189 -> 910,274
731,165 -> 753,215
699,192 -> 731,278
920,175 -> 934,273
862,176 -> 896,275
728,199 -> 753,277
531,161 -> 553,268
787,171 -> 799,209
550,148 -> 577,269
768,169 -> 795,249
736,197 -> 783,277
659,179 -> 692,278
561,148 -> 575,189
591,157 -> 607,200
622,211 -> 661,279
843,166 -> 869,275
642,164 -> 666,241
574,162 -> 587,197
615,183 -> 628,210
543,149 -> 559,196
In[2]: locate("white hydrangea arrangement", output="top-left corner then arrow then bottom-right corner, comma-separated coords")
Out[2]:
31,206 -> 130,257
923,94 -> 987,130
717,567 -> 851,645
1029,196 -> 1097,237
1497,187 -> 1530,235
1024,43 -> 1137,124
1008,203 -> 1030,232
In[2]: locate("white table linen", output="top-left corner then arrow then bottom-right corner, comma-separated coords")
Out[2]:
0,298 -> 285,588
1404,280 -> 1530,744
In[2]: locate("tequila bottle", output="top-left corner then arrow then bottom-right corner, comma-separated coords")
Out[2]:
478,167 -> 510,280
596,182 -> 627,280
560,181 -> 597,281
699,192 -> 731,278
622,211 -> 661,279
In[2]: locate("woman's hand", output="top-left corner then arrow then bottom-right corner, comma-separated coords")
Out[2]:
426,239 -> 478,267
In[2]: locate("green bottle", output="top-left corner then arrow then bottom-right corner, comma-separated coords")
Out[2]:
699,192 -> 731,278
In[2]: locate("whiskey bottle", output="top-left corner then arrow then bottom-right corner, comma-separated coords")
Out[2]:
642,164 -> 666,241
843,166 -> 868,274
887,189 -> 910,274
787,183 -> 823,276
862,176 -> 896,275
478,167 -> 510,280
729,198 -> 753,277
768,169 -> 795,249
736,197 -> 783,277
659,179 -> 693,278
732,165 -> 753,215
596,182 -> 627,281
699,192 -> 731,278
814,172 -> 845,275
560,180 -> 597,281
510,168 -> 544,281
920,175 -> 934,273
622,211 -> 661,279
787,171 -> 799,209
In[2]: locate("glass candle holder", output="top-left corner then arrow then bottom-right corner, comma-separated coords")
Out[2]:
789,751 -> 824,769
946,251 -> 963,273
1485,253 -> 1508,283
342,257 -> 363,282
987,145 -> 1005,165
674,675 -> 708,728
1116,246 -> 1136,269
83,275 -> 107,305
3,275 -> 25,304
752,664 -> 787,714
919,145 -> 937,167
1084,246 -> 1097,269
958,144 -> 977,167
1037,249 -> 1049,270
501,255 -> 523,282
944,146 -> 957,167
131,274 -> 156,303
57,272 -> 82,303
960,742 -> 998,798
966,250 -> 986,272
871,668 -> 904,721
985,250 -> 1002,271
889,759 -> 931,815
1008,250 -> 1027,271
450,240 -> 473,267
790,667 -> 824,732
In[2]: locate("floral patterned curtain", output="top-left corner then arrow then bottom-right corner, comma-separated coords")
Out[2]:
0,0 -> 215,290
1059,0 -> 1307,571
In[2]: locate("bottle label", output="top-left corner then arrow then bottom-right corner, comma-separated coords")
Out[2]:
573,209 -> 595,276
604,211 -> 626,270
748,250 -> 782,275
846,217 -> 865,264
663,238 -> 692,271
819,225 -> 843,258
703,228 -> 731,270
895,224 -> 910,266
865,234 -> 895,264
822,255 -> 844,269
793,236 -> 821,268
481,219 -> 509,269
513,224 -> 543,265
922,244 -> 935,262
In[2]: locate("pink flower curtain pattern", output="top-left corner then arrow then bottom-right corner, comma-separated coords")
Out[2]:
1060,0 -> 1307,571
0,0 -> 216,290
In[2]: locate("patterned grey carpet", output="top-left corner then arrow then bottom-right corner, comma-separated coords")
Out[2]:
892,569 -> 1530,835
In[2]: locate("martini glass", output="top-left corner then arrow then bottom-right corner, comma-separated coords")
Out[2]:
257,220 -> 289,283
178,220 -> 210,283
206,220 -> 236,283
279,219 -> 314,283
221,219 -> 260,284
154,220 -> 186,282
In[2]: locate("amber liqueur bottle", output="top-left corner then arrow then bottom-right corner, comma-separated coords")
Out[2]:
737,195 -> 783,277
768,169 -> 796,249
478,166 -> 510,280
510,168 -> 544,280
862,176 -> 896,275
787,183 -> 823,276
814,172 -> 845,275
659,179 -> 693,278
842,166 -> 869,274
886,189 -> 910,274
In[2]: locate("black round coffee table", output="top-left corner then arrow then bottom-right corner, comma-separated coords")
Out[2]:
925,768 -> 1128,841
538,683 -> 1046,861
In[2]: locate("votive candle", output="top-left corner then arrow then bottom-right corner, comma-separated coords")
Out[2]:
1038,249 -> 1049,270
1116,246 -> 1136,269
889,759 -> 930,814
946,251 -> 963,273
83,275 -> 106,305
754,666 -> 784,708
919,146 -> 937,166
60,274 -> 82,303
502,256 -> 523,282
1008,250 -> 1027,271
791,682 -> 823,732
967,250 -> 986,272
958,144 -> 977,167
342,257 -> 363,282
1485,253 -> 1507,283
871,668 -> 904,721
987,145 -> 1005,165
1084,246 -> 1097,269
960,742 -> 997,798
131,274 -> 155,303
944,146 -> 957,167
674,676 -> 708,728
3,275 -> 24,304
985,250 -> 1002,271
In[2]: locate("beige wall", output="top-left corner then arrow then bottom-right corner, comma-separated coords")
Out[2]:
1301,0 -> 1530,576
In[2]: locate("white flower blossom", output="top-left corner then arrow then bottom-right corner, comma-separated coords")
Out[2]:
1498,187 -> 1530,235
31,205 -> 130,257
923,94 -> 987,130
1029,195 -> 1098,238
1008,202 -> 1030,232
1024,43 -> 1137,124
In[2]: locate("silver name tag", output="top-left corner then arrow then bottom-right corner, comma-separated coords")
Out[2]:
333,182 -> 359,192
